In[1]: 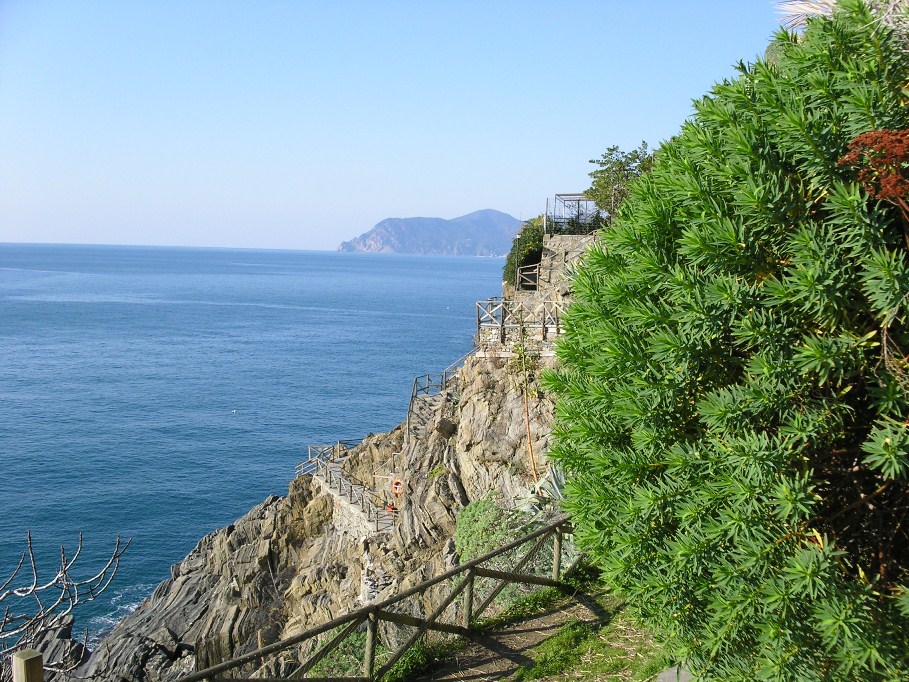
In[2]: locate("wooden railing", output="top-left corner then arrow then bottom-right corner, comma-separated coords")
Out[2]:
412,350 -> 470,398
475,298 -> 565,345
516,263 -> 539,291
297,441 -> 393,531
177,514 -> 573,682
404,350 -> 472,446
296,440 -> 360,477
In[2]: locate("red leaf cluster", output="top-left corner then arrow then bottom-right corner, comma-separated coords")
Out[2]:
838,129 -> 909,211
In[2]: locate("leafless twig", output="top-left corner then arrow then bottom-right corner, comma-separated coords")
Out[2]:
0,533 -> 129,680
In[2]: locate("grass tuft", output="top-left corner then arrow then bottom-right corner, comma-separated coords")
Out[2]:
513,610 -> 666,681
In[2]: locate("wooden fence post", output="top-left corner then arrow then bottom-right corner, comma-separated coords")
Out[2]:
552,528 -> 563,582
498,303 -> 506,344
12,649 -> 43,682
462,569 -> 475,627
363,611 -> 377,679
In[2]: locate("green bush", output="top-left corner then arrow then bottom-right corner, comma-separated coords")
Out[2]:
454,494 -> 522,561
546,3 -> 909,680
309,628 -> 370,678
503,217 -> 545,287
455,495 -> 553,616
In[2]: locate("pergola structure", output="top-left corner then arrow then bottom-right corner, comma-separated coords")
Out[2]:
542,193 -> 600,234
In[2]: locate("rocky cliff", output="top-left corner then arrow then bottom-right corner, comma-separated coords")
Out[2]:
60,230 -> 603,680
72,353 -> 556,680
337,209 -> 521,256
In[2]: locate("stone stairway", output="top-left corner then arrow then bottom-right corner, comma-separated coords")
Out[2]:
407,392 -> 444,442
297,449 -> 395,533
537,233 -> 597,290
298,357 -> 468,535
514,233 -> 596,298
404,357 -> 465,447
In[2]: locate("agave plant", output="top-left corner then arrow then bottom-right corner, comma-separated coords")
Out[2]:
777,0 -> 838,29
778,0 -> 908,43
514,464 -> 566,515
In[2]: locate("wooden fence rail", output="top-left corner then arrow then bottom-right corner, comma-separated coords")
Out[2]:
296,441 -> 361,478
404,350 -> 471,446
475,298 -> 565,345
177,514 -> 572,682
516,263 -> 540,291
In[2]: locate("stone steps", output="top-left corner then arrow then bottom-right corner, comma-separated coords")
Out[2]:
310,458 -> 395,533
408,393 -> 444,441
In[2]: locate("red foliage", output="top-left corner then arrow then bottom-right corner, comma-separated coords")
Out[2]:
838,129 -> 909,220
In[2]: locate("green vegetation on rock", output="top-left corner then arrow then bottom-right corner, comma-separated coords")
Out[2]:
503,216 -> 546,287
454,494 -> 514,561
546,2 -> 909,679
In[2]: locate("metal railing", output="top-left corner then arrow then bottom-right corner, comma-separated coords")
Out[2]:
178,514 -> 573,682
542,194 -> 601,235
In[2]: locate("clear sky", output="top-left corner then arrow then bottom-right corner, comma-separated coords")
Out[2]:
0,1 -> 786,251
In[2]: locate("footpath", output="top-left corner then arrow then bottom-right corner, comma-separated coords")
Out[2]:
411,579 -> 692,682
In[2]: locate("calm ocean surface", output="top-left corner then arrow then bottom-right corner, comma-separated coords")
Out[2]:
0,243 -> 503,640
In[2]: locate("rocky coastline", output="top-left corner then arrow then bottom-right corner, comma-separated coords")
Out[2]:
51,231 -> 585,680
69,353 -> 554,680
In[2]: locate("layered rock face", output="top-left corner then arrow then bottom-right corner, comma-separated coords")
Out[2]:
68,231 -> 602,680
73,352 -> 555,681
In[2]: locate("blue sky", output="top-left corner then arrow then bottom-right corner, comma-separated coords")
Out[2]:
0,1 -> 785,251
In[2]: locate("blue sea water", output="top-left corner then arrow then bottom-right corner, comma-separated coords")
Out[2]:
0,243 -> 503,641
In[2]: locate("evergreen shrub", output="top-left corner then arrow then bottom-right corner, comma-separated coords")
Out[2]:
503,217 -> 545,287
454,494 -> 533,562
546,3 -> 909,679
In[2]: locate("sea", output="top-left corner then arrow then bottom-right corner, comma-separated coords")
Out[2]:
0,243 -> 503,643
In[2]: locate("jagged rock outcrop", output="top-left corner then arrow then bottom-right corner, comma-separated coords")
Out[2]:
453,355 -> 555,502
79,482 -> 336,679
62,229 -> 598,680
71,349 -> 556,681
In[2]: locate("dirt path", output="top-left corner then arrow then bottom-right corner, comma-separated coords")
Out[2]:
414,597 -> 606,681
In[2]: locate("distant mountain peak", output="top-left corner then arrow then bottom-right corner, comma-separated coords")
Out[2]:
338,210 -> 520,256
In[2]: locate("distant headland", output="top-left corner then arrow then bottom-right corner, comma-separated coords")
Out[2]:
337,209 -> 520,256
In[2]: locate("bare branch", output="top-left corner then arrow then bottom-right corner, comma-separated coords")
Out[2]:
0,533 -> 130,680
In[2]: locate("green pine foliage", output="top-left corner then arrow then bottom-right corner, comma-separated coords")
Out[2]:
587,141 -> 654,221
545,3 -> 909,680
503,216 -> 545,287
